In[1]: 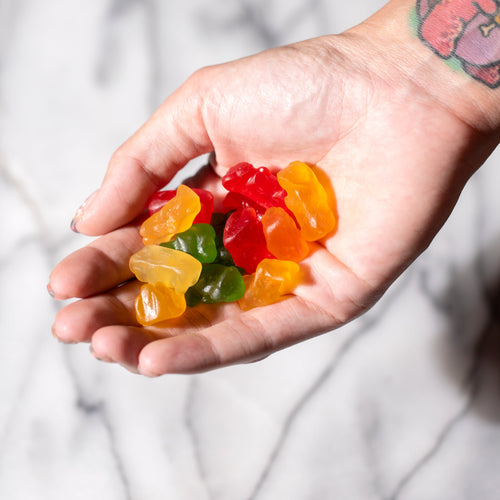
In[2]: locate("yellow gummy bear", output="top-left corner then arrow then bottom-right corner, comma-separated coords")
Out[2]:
129,245 -> 202,294
140,185 -> 201,245
239,259 -> 300,311
135,282 -> 187,326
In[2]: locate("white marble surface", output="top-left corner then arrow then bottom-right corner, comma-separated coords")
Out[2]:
2,0 -> 500,499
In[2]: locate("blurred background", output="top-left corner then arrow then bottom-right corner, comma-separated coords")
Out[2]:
1,1 -> 500,499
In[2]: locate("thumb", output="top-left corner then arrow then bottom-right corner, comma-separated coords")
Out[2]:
72,73 -> 213,236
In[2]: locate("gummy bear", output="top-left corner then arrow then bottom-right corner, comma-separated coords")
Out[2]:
239,259 -> 300,311
129,245 -> 202,294
223,207 -> 274,273
222,163 -> 288,211
135,282 -> 186,326
222,191 -> 266,219
140,185 -> 201,245
185,264 -> 245,306
261,207 -> 309,262
148,188 -> 214,224
210,212 -> 238,267
160,223 -> 217,264
277,161 -> 336,241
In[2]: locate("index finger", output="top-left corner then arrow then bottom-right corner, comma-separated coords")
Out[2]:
73,73 -> 213,236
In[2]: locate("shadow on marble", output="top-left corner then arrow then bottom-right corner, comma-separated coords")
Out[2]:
428,233 -> 500,424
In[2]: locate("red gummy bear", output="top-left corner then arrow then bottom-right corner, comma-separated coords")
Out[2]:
148,188 -> 214,224
222,163 -> 289,212
223,207 -> 274,273
222,191 -> 266,218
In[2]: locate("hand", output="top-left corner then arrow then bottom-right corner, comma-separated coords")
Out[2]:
48,28 -> 489,375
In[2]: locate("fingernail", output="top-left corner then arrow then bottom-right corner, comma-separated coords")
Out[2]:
89,344 -> 101,360
209,151 -> 217,168
89,344 -> 112,363
71,190 -> 99,233
70,217 -> 79,233
121,363 -> 140,375
46,282 -> 68,301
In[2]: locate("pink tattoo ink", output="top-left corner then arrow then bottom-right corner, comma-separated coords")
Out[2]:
417,0 -> 500,87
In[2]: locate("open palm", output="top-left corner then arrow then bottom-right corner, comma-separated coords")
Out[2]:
49,32 -> 484,375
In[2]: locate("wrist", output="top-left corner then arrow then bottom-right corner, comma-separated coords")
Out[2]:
340,0 -> 500,135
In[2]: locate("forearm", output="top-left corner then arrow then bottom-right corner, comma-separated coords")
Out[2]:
339,0 -> 500,135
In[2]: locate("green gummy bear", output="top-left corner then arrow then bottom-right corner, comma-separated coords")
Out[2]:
160,223 -> 217,264
185,264 -> 245,306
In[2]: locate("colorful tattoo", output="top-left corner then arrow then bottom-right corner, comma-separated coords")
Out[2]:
415,0 -> 500,87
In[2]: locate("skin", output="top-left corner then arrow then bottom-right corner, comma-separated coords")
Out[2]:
48,5 -> 500,375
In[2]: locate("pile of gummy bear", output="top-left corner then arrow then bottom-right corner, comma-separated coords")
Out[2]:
129,161 -> 337,326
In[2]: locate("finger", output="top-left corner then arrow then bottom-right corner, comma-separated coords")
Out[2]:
73,72 -> 214,236
48,223 -> 143,300
135,296 -> 339,376
91,326 -> 153,373
50,160 -> 231,301
87,300 -> 242,372
74,248 -> 370,375
52,281 -> 140,344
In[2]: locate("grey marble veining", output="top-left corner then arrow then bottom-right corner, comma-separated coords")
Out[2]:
1,0 -> 500,499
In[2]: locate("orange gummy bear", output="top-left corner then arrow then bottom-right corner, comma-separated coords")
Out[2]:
239,259 -> 300,311
135,282 -> 186,326
261,207 -> 309,262
277,161 -> 336,241
140,185 -> 201,245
